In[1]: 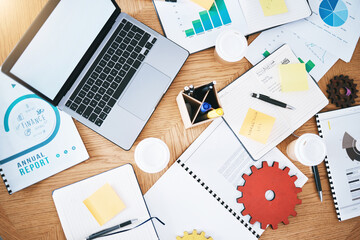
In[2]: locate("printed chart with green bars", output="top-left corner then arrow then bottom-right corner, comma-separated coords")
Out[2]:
185,0 -> 232,37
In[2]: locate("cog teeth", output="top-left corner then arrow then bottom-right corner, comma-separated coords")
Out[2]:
295,187 -> 302,193
242,174 -> 250,181
272,161 -> 279,168
291,211 -> 297,217
262,161 -> 269,167
250,165 -> 257,172
236,197 -> 242,203
283,166 -> 290,174
237,185 -> 244,191
270,223 -> 278,230
200,231 -> 205,237
291,175 -> 298,182
296,199 -> 302,205
282,218 -> 289,225
241,209 -> 249,216
249,218 -> 256,224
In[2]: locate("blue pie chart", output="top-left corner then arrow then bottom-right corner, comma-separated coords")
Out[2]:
319,0 -> 348,27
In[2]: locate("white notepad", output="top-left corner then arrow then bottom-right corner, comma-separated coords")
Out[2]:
52,164 -> 158,240
316,106 -> 360,221
145,118 -> 308,239
219,44 -> 328,160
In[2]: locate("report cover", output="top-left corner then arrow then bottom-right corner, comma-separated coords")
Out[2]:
0,72 -> 89,194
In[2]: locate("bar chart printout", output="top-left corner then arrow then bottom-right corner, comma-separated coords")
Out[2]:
185,0 -> 232,37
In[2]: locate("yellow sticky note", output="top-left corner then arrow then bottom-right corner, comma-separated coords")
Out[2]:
259,0 -> 288,16
279,63 -> 309,92
83,183 -> 126,226
239,108 -> 276,144
191,0 -> 215,10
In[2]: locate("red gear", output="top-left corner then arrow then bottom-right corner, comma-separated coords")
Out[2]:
237,161 -> 302,230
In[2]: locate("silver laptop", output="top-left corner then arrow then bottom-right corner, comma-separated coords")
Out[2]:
1,0 -> 189,150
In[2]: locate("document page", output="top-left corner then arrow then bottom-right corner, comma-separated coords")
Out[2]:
219,44 -> 328,159
181,118 -> 308,231
238,0 -> 311,34
317,106 -> 360,221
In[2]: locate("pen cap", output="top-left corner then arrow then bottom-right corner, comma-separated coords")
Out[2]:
287,134 -> 326,166
214,30 -> 248,64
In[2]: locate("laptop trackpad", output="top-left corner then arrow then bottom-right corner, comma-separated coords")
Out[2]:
118,63 -> 171,121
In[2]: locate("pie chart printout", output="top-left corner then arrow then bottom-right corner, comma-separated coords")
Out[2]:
319,0 -> 348,27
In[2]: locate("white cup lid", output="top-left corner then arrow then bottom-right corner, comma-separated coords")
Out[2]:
294,134 -> 326,166
215,29 -> 248,62
134,138 -> 170,173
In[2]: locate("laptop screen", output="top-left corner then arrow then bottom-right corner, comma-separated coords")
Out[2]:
9,0 -> 116,101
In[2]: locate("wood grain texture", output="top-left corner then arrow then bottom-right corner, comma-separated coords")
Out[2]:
0,0 -> 359,239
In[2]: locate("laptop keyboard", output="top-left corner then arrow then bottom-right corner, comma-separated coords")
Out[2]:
65,19 -> 157,127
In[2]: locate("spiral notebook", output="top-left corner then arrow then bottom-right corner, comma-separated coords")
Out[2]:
145,118 -> 307,239
316,105 -> 360,221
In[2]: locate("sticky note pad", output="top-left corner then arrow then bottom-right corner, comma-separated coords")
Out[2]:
259,0 -> 288,16
191,0 -> 215,10
239,108 -> 276,144
279,63 -> 309,92
83,183 -> 126,226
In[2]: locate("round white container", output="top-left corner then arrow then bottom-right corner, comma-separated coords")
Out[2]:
214,29 -> 248,64
134,138 -> 170,173
286,133 -> 326,166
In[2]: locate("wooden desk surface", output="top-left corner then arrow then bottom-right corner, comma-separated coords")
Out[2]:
0,1 -> 359,239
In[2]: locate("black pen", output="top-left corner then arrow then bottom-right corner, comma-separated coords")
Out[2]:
312,165 -> 323,202
87,219 -> 138,240
251,93 -> 295,110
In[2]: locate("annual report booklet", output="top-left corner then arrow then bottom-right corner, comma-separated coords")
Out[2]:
0,72 -> 89,194
145,118 -> 308,239
316,105 -> 360,221
153,0 -> 311,53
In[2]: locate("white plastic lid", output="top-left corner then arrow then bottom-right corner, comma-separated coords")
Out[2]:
294,134 -> 326,166
215,29 -> 248,62
134,138 -> 170,173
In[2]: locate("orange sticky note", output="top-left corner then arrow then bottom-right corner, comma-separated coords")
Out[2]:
191,0 -> 215,10
239,108 -> 276,144
279,63 -> 309,92
83,183 -> 126,226
259,0 -> 288,16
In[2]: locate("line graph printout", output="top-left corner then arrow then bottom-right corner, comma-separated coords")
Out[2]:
245,26 -> 338,82
284,0 -> 360,62
153,0 -> 247,54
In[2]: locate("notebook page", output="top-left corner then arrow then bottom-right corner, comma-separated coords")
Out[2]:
317,106 -> 360,221
145,159 -> 258,240
53,164 -> 157,240
238,0 -> 311,34
181,118 -> 308,230
219,44 -> 328,159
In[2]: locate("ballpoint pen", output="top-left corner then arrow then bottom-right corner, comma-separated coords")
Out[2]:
312,165 -> 323,202
251,93 -> 295,110
87,219 -> 138,240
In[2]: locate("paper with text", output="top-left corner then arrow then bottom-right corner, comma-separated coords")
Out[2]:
259,0 -> 288,16
219,44 -> 328,159
239,108 -> 276,144
279,63 -> 309,92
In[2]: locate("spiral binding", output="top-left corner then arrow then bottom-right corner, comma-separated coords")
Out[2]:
176,159 -> 260,238
316,114 -> 341,221
0,167 -> 12,194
